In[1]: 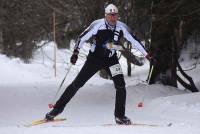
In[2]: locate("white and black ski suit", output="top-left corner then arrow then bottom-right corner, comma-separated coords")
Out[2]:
53,18 -> 148,118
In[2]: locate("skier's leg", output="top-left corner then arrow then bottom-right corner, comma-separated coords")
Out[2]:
106,61 -> 131,125
111,72 -> 126,118
112,73 -> 132,125
46,57 -> 101,120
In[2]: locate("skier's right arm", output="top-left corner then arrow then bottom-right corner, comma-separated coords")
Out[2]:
74,20 -> 100,50
70,20 -> 100,65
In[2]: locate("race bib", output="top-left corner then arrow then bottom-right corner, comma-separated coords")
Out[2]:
109,64 -> 123,77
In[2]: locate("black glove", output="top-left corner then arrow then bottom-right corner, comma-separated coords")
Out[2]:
70,49 -> 79,65
145,54 -> 157,65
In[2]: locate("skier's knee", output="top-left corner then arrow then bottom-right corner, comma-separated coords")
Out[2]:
72,81 -> 84,89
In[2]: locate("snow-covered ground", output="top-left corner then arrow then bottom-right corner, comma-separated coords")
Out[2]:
0,42 -> 200,134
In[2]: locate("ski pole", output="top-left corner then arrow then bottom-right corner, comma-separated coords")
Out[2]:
48,63 -> 73,108
147,65 -> 154,84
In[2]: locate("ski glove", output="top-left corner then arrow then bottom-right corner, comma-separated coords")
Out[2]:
145,54 -> 157,65
70,49 -> 79,65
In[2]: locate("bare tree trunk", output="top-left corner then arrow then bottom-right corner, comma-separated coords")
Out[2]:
149,17 -> 177,86
0,29 -> 2,52
127,43 -> 132,76
127,62 -> 131,77
176,61 -> 199,92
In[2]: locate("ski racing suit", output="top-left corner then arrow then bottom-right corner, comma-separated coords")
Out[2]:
53,18 -> 148,118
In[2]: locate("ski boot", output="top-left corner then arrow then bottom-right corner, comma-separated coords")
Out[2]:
115,116 -> 132,125
45,108 -> 62,121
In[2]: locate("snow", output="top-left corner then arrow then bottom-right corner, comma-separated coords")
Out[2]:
0,42 -> 200,134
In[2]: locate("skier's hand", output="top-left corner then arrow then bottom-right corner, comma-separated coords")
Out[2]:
145,54 -> 157,65
70,49 -> 79,65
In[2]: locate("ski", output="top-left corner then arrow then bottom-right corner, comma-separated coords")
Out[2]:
51,122 -> 172,128
103,122 -> 172,127
25,118 -> 172,127
25,118 -> 66,127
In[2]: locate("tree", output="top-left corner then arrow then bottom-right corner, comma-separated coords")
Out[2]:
0,0 -> 52,62
148,0 -> 200,92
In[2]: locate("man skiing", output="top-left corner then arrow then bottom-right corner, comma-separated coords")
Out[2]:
45,4 -> 152,125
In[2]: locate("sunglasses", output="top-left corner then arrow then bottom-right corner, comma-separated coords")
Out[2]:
107,13 -> 118,17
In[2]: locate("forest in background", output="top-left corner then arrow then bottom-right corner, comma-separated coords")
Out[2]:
0,0 -> 199,90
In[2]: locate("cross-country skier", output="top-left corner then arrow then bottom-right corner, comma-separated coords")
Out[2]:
45,3 -> 153,125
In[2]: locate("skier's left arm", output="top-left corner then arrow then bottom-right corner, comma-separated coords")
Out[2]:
121,23 -> 149,58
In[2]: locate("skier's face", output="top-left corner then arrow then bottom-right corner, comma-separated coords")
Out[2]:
105,13 -> 118,26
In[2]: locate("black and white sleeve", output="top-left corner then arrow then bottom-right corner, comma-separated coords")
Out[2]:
74,20 -> 101,50
120,22 -> 148,57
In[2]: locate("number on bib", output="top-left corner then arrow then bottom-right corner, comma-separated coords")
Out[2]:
109,64 -> 123,77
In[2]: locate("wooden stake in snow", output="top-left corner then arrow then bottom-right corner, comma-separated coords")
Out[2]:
53,11 -> 57,77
